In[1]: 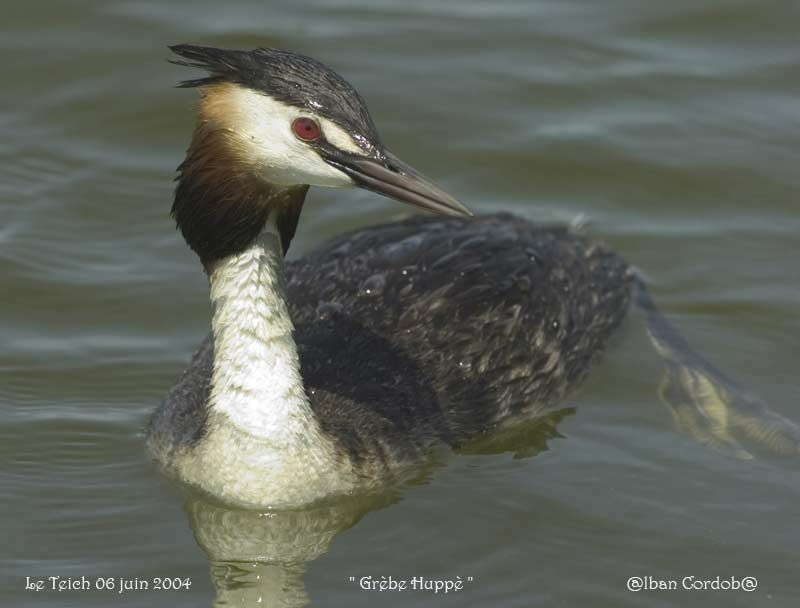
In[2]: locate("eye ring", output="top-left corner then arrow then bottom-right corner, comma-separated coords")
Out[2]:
292,117 -> 321,142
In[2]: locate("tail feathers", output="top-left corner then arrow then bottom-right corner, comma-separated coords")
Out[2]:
634,278 -> 800,458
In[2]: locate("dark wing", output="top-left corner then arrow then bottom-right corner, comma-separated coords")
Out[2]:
146,334 -> 212,457
286,213 -> 633,467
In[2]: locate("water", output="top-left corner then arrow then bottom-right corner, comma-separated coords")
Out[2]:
2,1 -> 798,606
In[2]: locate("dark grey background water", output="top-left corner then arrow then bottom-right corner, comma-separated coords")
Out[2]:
2,1 -> 798,606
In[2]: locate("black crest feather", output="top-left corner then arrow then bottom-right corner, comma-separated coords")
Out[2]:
169,44 -> 381,148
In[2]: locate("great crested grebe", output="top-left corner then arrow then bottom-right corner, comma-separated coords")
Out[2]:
147,44 -> 799,509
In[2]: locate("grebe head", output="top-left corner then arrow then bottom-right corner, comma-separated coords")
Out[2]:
169,44 -> 471,265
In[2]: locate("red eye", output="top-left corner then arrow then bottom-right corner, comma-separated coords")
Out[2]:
291,117 -> 321,141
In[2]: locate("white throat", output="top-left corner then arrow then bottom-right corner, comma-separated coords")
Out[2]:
206,217 -> 314,443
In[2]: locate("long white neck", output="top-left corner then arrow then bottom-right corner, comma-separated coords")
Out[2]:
206,217 -> 314,444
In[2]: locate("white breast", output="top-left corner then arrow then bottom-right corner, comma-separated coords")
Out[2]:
172,218 -> 358,508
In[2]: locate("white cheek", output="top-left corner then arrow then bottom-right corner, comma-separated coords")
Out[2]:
318,118 -> 363,154
229,88 -> 355,188
258,130 -> 353,188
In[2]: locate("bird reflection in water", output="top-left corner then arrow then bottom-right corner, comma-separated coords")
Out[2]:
183,408 -> 572,607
